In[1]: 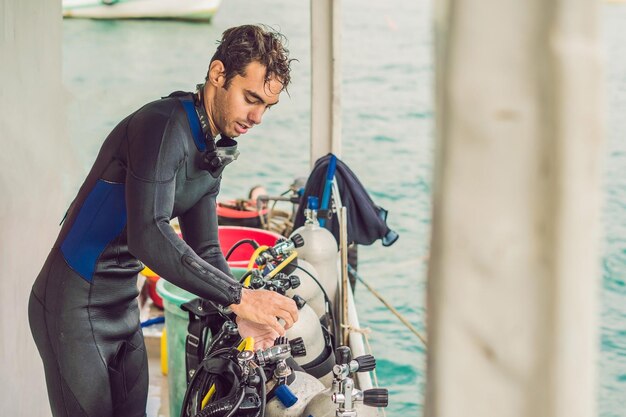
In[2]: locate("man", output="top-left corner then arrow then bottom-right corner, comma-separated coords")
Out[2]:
28,25 -> 298,417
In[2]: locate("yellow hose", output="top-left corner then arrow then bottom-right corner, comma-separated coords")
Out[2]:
201,385 -> 216,408
247,246 -> 268,270
244,246 -> 269,287
266,251 -> 297,278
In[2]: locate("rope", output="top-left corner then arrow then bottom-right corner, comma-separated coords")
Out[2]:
348,265 -> 427,347
342,324 -> 387,417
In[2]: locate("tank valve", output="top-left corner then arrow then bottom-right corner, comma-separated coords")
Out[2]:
304,196 -> 320,225
290,233 -> 305,248
255,235 -> 305,266
335,346 -> 352,365
257,273 -> 301,295
354,354 -> 376,372
288,337 -> 307,358
362,388 -> 389,408
330,346 -> 390,416
292,294 -> 307,310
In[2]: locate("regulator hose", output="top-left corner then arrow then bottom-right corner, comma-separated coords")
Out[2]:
181,353 -> 243,417
238,269 -> 254,284
296,265 -> 339,337
195,388 -> 245,417
257,365 -> 266,417
225,239 -> 260,260
223,388 -> 246,417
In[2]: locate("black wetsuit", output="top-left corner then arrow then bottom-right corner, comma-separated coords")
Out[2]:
28,91 -> 243,417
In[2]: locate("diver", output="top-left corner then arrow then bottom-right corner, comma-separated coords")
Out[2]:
28,25 -> 298,417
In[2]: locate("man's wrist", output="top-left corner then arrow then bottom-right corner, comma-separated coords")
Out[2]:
218,304 -> 233,315
229,287 -> 249,315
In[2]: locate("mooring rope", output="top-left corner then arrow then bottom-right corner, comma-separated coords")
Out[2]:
348,265 -> 427,347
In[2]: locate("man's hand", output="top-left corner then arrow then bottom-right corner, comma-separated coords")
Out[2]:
236,316 -> 280,350
229,288 -> 298,336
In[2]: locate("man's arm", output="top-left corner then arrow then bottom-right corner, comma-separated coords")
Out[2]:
178,187 -> 232,278
124,107 -> 242,306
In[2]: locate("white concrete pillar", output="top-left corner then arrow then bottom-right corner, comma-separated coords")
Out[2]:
310,0 -> 342,165
426,0 -> 603,416
0,1 -> 77,415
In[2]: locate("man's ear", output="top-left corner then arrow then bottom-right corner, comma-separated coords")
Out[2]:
208,60 -> 226,87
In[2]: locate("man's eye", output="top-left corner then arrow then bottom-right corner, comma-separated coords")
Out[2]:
245,97 -> 254,104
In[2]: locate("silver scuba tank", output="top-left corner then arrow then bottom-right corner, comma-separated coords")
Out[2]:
255,269 -> 336,388
264,370 -> 325,417
283,296 -> 335,388
255,339 -> 325,417
285,259 -> 326,319
289,198 -> 339,309
284,298 -> 324,367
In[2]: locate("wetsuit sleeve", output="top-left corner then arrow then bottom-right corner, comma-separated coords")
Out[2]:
124,108 -> 242,306
178,187 -> 233,279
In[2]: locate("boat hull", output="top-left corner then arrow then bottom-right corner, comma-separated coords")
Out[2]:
63,0 -> 221,21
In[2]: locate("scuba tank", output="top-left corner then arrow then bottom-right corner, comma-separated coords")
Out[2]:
284,259 -> 326,319
250,274 -> 336,388
289,197 -> 339,309
283,296 -> 335,387
302,346 -> 389,417
261,337 -> 325,417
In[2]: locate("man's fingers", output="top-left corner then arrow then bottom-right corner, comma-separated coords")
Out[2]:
273,294 -> 299,328
278,311 -> 295,329
267,317 -> 286,336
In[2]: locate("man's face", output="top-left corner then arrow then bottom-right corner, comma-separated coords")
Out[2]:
211,61 -> 282,138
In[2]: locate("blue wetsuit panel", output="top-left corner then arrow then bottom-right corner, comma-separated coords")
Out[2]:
180,98 -> 206,151
61,179 -> 127,282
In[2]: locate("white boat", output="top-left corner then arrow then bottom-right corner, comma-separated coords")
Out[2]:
63,0 -> 222,21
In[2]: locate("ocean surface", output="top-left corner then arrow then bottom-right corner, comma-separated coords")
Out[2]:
62,1 -> 624,415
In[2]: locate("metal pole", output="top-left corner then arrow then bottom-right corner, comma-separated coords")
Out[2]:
310,0 -> 342,167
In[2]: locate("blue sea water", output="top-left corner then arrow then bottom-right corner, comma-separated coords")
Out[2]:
63,0 -> 625,415
600,4 -> 626,416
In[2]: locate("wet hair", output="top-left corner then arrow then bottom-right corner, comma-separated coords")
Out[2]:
208,25 -> 294,93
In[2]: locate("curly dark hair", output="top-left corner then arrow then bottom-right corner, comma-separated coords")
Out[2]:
208,25 -> 294,93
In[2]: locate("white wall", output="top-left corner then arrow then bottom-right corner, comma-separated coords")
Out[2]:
425,0 -> 603,416
0,1 -> 76,415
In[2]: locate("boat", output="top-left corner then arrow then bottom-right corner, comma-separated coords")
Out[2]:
62,0 -> 222,22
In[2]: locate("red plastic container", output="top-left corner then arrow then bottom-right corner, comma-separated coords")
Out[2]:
146,275 -> 163,308
218,226 -> 282,268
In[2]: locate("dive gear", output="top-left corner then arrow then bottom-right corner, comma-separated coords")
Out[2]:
290,200 -> 340,309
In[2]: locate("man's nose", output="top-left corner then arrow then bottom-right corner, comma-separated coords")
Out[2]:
248,107 -> 264,126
